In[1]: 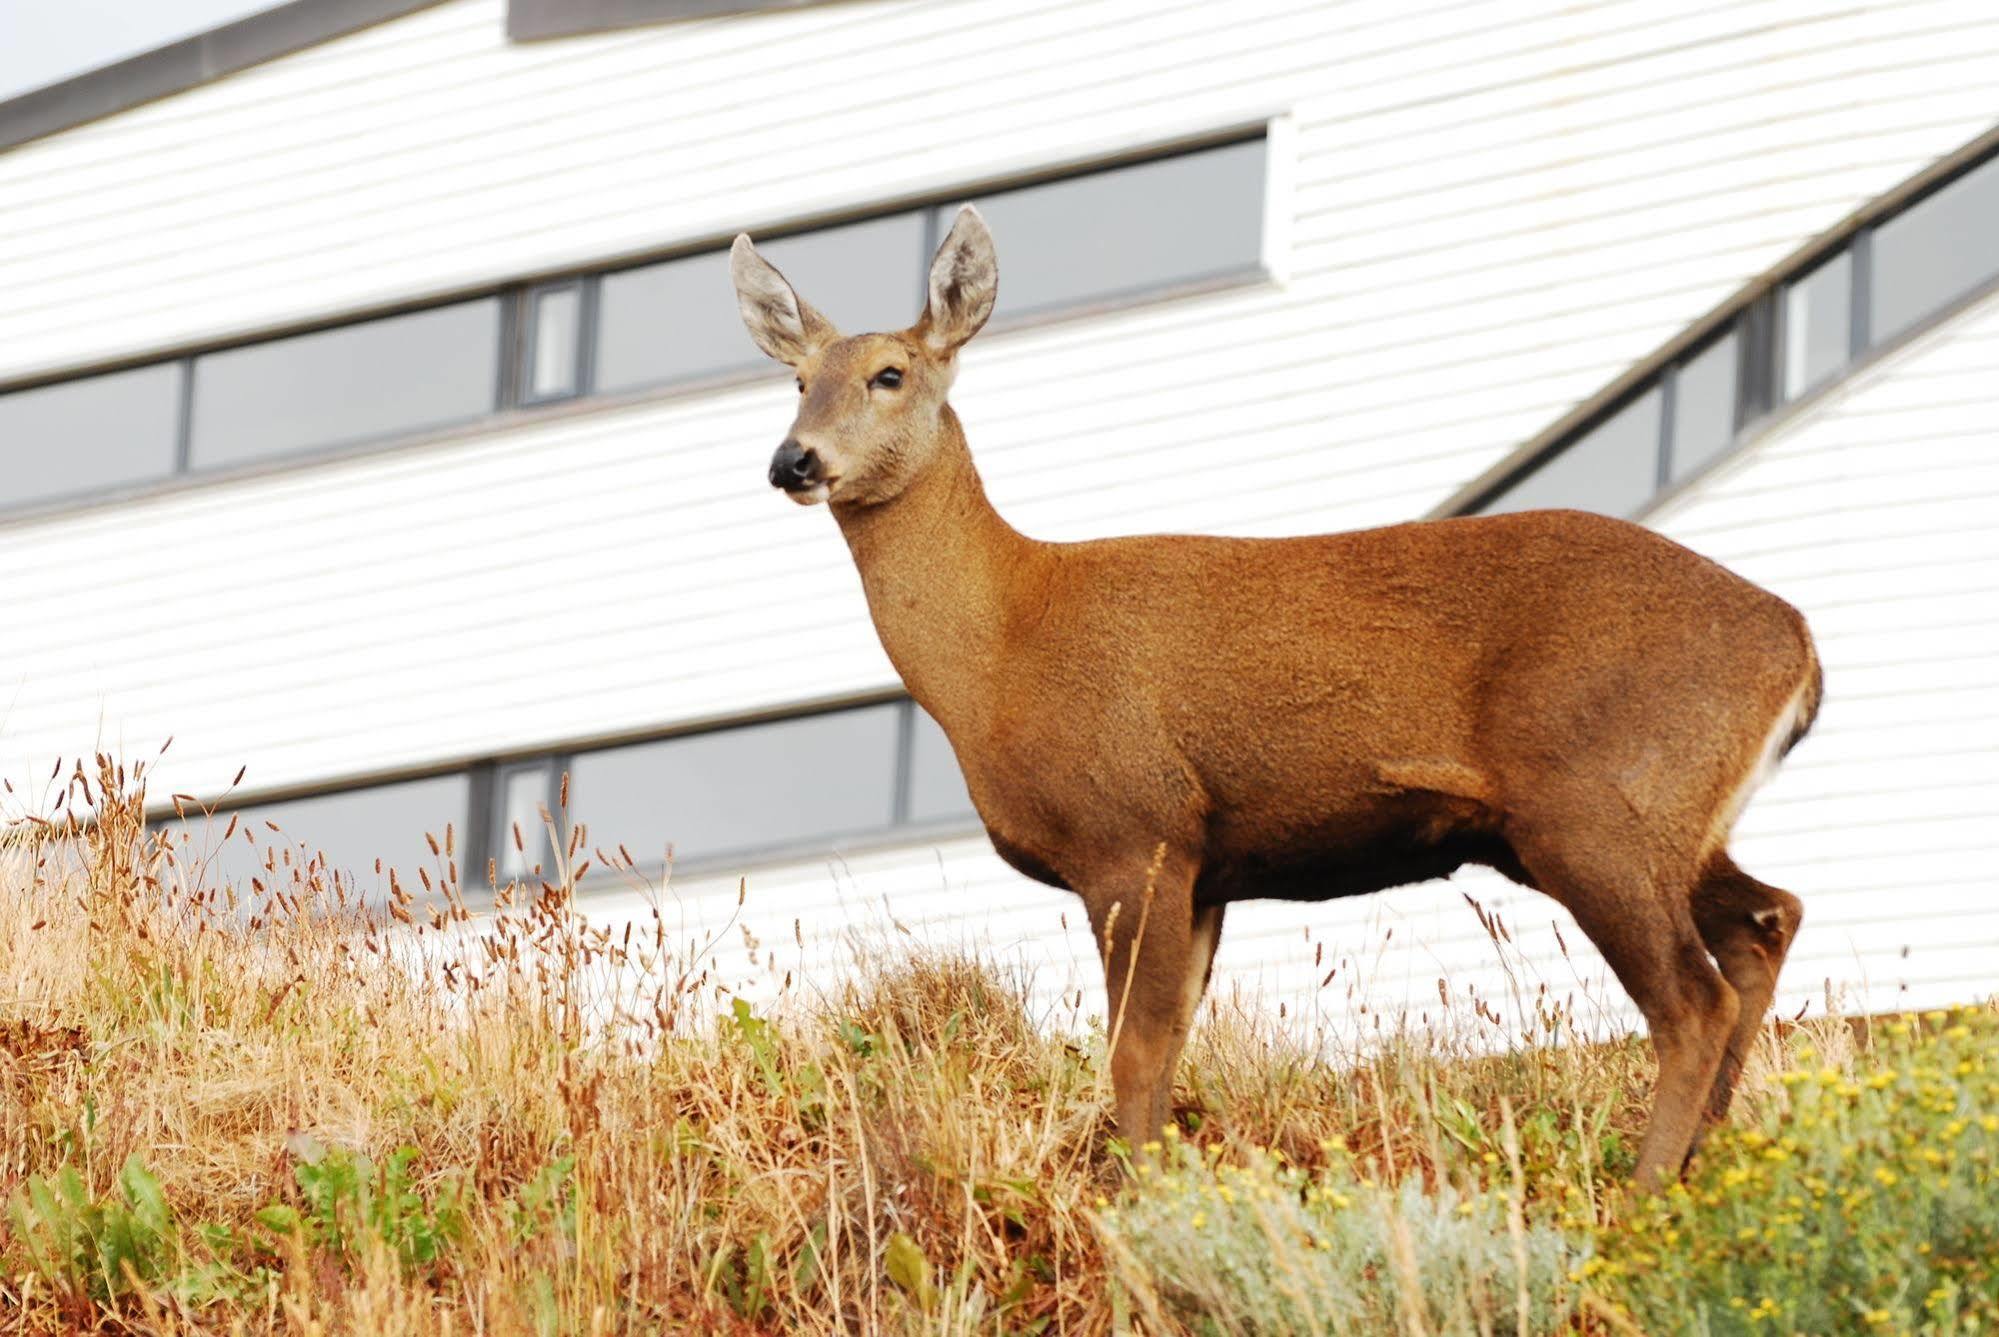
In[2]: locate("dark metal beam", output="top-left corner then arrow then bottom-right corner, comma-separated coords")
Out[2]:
0,0 -> 448,152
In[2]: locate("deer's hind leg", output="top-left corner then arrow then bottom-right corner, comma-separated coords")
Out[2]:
1691,855 -> 1804,1128
1507,819 -> 1739,1189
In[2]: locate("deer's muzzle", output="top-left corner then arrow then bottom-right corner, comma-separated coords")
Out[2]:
768,439 -> 824,494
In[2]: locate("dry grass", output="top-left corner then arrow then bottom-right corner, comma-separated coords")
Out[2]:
0,757 -> 1991,1335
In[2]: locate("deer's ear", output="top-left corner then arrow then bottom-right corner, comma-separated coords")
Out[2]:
917,206 -> 998,354
731,235 -> 838,367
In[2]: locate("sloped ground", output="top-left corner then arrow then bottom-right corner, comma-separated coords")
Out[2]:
0,759 -> 1992,1334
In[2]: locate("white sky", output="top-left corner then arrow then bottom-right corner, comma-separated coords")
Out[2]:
0,0 -> 281,101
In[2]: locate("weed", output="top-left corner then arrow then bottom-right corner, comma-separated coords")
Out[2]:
258,1140 -> 468,1275
0,756 -> 1991,1332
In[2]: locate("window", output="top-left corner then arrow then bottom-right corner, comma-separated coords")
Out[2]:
1871,156 -> 1999,341
1783,251 -> 1852,399
9,138 -> 1267,515
148,697 -> 982,896
1666,332 -> 1738,483
594,250 -> 748,393
0,364 -> 181,508
1461,126 -> 1999,527
565,703 -> 902,870
188,299 -> 502,468
905,704 -> 976,825
165,774 -> 470,906
594,213 -> 926,394
964,137 -> 1268,322
508,0 -> 839,42
494,761 -> 558,881
758,214 -> 932,338
523,284 -> 585,402
1480,389 -> 1662,518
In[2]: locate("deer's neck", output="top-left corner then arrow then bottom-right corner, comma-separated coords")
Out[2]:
831,408 -> 1042,729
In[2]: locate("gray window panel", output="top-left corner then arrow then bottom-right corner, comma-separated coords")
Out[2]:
1872,157 -> 1999,341
495,762 -> 556,881
188,298 -> 501,469
594,213 -> 927,394
906,704 -> 977,826
164,773 -> 469,907
0,363 -> 181,508
1782,250 -> 1852,399
509,0 -> 841,42
1667,332 -> 1738,484
1481,388 -> 1662,518
593,251 -> 751,393
566,703 -> 900,868
962,138 -> 1267,322
526,286 -> 583,401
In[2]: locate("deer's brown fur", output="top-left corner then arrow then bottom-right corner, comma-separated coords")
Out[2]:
730,208 -> 1820,1187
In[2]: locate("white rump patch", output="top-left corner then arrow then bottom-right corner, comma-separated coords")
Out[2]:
1707,679 -> 1813,855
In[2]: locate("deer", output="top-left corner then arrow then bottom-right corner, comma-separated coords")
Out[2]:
728,206 -> 1821,1188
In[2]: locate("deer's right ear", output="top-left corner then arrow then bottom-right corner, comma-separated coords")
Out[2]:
917,206 -> 998,354
731,235 -> 837,367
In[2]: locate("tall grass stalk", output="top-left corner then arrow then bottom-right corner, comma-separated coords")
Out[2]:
0,756 -> 1991,1333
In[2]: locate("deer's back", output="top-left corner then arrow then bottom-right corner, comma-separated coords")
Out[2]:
970,509 -> 1814,897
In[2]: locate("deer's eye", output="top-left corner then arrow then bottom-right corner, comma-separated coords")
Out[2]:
795,377 -> 805,394
870,367 -> 904,391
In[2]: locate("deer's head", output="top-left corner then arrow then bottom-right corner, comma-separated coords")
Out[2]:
731,207 -> 998,507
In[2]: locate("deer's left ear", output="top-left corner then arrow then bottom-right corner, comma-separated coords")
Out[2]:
916,206 -> 998,354
731,235 -> 839,367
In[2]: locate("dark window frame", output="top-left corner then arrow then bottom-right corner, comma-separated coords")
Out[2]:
149,695 -> 983,899
158,767 -> 476,907
1773,249 -> 1852,403
0,1 -> 450,152
180,295 -> 506,473
1664,323 -> 1742,486
562,699 -> 905,875
0,127 -> 1272,524
0,360 -> 187,511
506,0 -> 844,42
491,757 -> 563,881
518,280 -> 593,407
1448,120 -> 1999,523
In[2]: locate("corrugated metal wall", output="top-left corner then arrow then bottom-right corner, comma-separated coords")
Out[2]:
564,283 -> 1999,1035
2,0 -> 1995,1027
7,0 -> 1998,800
1654,289 -> 1999,1017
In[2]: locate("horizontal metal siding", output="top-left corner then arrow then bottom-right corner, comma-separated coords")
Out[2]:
1647,288 -> 1999,1019
1,1 -> 1996,900
547,287 -> 1999,1033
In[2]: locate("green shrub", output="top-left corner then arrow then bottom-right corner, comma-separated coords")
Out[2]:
1097,1134 -> 1586,1335
1592,1010 -> 1999,1334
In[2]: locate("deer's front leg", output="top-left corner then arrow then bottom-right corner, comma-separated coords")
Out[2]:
1083,851 -> 1221,1149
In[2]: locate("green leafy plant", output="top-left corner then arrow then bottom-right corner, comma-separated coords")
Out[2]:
1590,1009 -> 1999,1335
729,996 -> 829,1124
706,1230 -> 781,1321
9,1155 -> 181,1302
258,1140 -> 467,1275
507,1153 -> 577,1245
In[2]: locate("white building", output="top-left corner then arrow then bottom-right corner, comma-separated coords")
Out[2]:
2,0 -> 1995,1038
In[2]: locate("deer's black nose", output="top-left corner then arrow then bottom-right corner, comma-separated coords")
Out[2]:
768,439 -> 822,492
